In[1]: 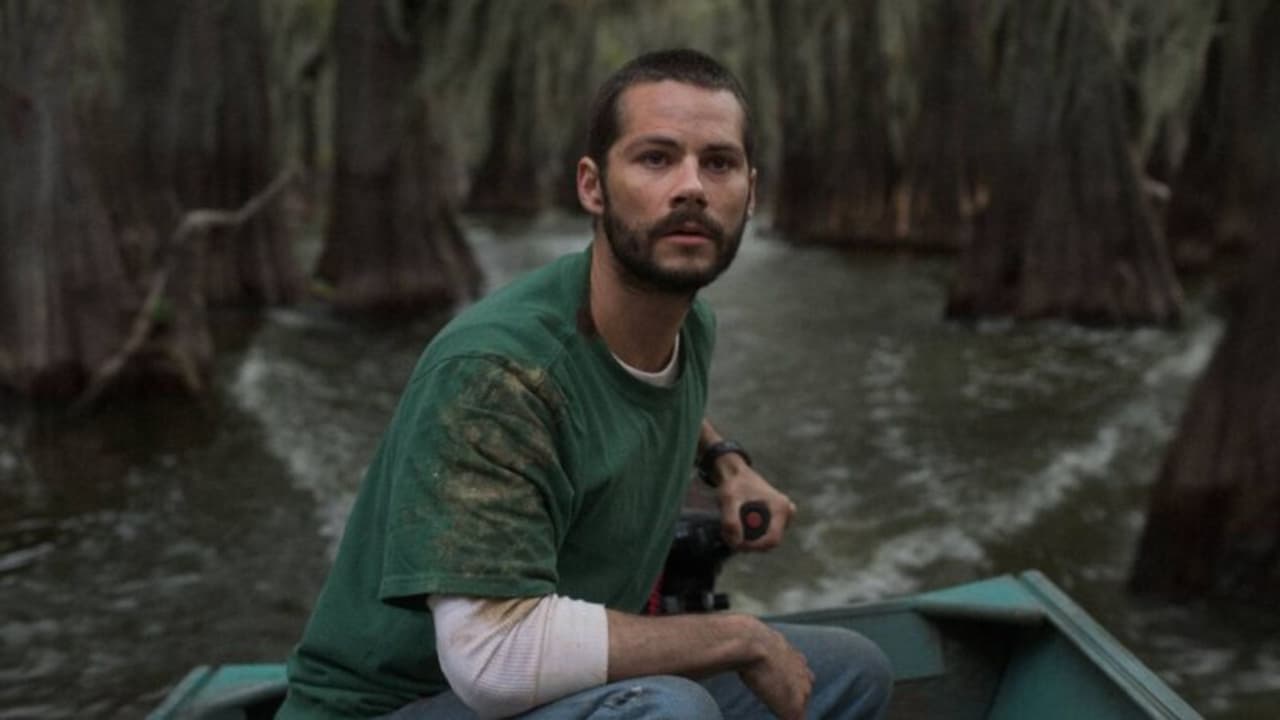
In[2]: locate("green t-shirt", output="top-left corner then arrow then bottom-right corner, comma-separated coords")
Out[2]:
279,249 -> 715,718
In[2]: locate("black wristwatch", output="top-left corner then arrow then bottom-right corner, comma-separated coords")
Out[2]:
697,439 -> 752,487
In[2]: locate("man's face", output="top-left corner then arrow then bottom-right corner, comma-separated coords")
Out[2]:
588,81 -> 755,294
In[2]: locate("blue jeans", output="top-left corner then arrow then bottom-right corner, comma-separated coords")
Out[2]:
384,622 -> 893,719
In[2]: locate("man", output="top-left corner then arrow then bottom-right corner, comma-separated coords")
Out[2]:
279,49 -> 892,720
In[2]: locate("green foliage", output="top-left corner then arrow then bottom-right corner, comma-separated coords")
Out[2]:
151,297 -> 175,327
309,276 -> 336,300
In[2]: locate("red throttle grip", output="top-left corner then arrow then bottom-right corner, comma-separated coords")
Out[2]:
740,501 -> 771,542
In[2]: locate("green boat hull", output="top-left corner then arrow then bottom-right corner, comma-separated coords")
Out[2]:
148,570 -> 1201,719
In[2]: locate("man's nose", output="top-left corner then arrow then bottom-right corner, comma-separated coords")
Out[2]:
670,155 -> 707,208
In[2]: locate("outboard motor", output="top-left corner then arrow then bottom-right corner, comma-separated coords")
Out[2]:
648,501 -> 770,615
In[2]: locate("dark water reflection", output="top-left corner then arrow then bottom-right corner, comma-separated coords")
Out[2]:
0,394 -> 327,718
1,214 -> 1277,718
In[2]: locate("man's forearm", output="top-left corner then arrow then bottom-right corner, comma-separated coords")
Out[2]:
606,608 -> 764,681
698,418 -> 752,484
698,418 -> 722,455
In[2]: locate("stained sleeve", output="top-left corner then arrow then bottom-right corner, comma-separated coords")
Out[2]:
377,355 -> 572,603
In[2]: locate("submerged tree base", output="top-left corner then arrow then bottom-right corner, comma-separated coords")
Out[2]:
1130,239 -> 1280,602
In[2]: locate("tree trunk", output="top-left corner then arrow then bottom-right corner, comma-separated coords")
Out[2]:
0,3 -> 148,398
1131,236 -> 1280,600
1166,0 -> 1276,268
549,52 -> 599,213
895,0 -> 991,250
316,0 -> 480,313
945,0 -> 1184,325
770,0 -> 896,245
1131,0 -> 1280,602
463,2 -> 545,215
1161,26 -> 1226,270
456,0 -> 599,215
542,2 -> 602,215
122,0 -> 301,307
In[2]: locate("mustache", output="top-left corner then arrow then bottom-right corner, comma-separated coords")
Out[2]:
647,207 -> 726,243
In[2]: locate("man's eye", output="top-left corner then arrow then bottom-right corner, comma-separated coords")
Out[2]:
705,156 -> 735,172
639,151 -> 668,167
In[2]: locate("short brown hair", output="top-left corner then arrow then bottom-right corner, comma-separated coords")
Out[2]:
585,49 -> 755,175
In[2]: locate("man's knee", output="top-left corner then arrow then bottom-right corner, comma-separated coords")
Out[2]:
836,628 -> 892,687
598,675 -> 722,718
842,631 -> 893,708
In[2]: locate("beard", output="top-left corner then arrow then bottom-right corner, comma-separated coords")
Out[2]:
602,195 -> 748,295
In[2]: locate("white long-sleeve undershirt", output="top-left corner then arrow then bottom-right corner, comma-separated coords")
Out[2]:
428,594 -> 609,719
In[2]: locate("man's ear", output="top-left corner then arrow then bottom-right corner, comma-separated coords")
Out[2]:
577,157 -> 605,215
747,167 -> 758,218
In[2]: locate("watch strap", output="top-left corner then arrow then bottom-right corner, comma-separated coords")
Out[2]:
697,439 -> 752,487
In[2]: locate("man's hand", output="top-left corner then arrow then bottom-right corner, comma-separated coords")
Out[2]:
697,419 -> 797,551
739,622 -> 815,720
713,455 -> 797,551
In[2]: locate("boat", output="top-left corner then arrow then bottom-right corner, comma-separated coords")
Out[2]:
147,569 -> 1202,719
